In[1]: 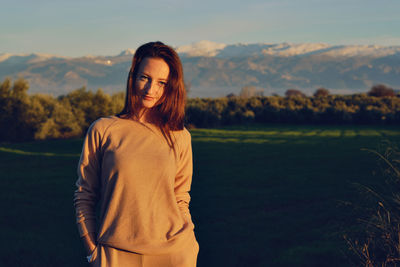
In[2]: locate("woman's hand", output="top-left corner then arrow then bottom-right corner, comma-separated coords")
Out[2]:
82,232 -> 97,255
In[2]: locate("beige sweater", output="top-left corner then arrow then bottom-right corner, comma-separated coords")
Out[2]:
73,115 -> 195,254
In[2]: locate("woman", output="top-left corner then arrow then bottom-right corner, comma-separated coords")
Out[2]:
73,41 -> 199,266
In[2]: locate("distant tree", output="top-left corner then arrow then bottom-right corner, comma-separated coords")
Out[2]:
240,86 -> 264,98
240,86 -> 256,98
313,87 -> 330,97
368,84 -> 395,97
110,91 -> 125,114
58,86 -> 115,130
0,77 -> 12,119
26,93 -> 56,134
8,78 -> 33,140
90,88 -> 115,121
0,77 -> 11,98
0,78 -> 12,140
285,89 -> 306,98
226,93 -> 236,98
35,102 -> 82,139
0,77 -> 41,141
11,77 -> 29,99
255,90 -> 264,97
58,87 -> 91,129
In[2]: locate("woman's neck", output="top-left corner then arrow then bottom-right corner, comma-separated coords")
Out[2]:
138,109 -> 154,124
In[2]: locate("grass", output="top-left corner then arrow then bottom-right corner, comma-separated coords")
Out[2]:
1,123 -> 400,266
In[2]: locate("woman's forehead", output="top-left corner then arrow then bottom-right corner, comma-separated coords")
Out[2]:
139,57 -> 169,79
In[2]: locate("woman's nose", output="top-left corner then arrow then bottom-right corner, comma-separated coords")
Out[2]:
144,81 -> 158,94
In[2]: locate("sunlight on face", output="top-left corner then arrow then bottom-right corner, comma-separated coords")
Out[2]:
135,57 -> 170,109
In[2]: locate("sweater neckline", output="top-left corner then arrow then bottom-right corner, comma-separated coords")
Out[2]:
112,115 -> 155,126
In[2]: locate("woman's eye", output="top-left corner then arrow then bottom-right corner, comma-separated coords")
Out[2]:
158,81 -> 167,87
139,75 -> 148,81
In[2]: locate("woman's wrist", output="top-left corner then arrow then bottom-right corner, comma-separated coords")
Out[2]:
88,244 -> 97,255
86,242 -> 98,263
85,242 -> 97,256
86,248 -> 96,262
82,232 -> 97,255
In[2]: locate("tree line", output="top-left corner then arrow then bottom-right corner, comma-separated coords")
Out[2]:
187,84 -> 400,127
0,78 -> 124,141
1,77 -> 399,142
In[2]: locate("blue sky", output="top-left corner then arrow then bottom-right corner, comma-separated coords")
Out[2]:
1,0 -> 399,57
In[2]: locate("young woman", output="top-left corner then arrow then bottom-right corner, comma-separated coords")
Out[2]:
73,41 -> 199,266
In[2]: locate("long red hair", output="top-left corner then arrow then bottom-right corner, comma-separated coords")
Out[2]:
117,41 -> 187,148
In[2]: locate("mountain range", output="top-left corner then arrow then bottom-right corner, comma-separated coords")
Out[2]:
1,40 -> 399,97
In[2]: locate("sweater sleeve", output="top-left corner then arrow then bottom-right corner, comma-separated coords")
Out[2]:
174,128 -> 195,228
73,121 -> 102,237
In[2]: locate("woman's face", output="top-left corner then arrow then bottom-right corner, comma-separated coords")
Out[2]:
135,57 -> 170,109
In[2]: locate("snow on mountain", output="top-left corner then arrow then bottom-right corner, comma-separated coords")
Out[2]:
0,53 -> 66,63
118,49 -> 136,56
320,45 -> 400,57
29,53 -> 68,63
261,43 -> 332,56
176,41 -> 400,58
176,40 -> 227,57
177,41 -> 330,57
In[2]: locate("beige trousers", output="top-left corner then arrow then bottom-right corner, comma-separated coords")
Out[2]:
90,234 -> 199,267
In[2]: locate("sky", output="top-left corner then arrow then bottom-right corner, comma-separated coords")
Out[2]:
1,0 -> 399,57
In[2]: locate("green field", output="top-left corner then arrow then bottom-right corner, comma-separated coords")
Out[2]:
1,124 -> 400,267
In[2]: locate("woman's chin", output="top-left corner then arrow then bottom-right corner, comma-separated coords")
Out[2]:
141,100 -> 156,109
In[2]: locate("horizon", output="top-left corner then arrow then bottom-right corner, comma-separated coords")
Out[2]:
1,0 -> 399,57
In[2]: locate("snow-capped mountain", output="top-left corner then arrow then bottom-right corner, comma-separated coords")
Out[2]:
117,49 -> 136,57
0,53 -> 67,64
1,41 -> 399,97
178,41 -> 400,58
176,40 -> 227,57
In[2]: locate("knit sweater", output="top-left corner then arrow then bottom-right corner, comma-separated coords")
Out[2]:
73,115 -> 196,255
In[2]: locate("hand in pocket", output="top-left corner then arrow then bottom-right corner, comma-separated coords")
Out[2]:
88,244 -> 99,264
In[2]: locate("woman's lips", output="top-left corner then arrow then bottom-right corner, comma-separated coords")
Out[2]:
143,95 -> 153,100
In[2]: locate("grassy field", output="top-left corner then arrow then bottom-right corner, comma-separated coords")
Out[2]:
1,123 -> 400,266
